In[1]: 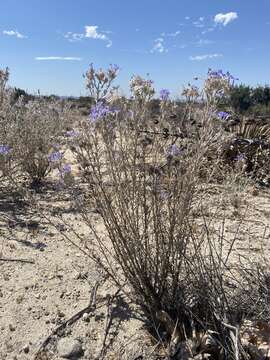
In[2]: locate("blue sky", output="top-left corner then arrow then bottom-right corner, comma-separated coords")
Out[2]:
1,0 -> 269,96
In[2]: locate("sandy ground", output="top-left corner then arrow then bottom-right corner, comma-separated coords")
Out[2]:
0,181 -> 270,359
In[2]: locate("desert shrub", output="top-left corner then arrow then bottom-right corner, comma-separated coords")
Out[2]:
252,85 -> 270,107
230,85 -> 253,113
223,120 -> 270,185
0,68 -> 73,187
11,97 -> 72,187
249,103 -> 270,116
0,68 -> 20,185
61,66 -> 270,358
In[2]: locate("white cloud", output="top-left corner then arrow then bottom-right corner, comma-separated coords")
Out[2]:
64,32 -> 84,42
185,16 -> 190,20
214,12 -> 238,26
85,25 -> 106,40
35,57 -> 82,61
193,21 -> 205,28
161,30 -> 181,37
65,25 -> 112,47
3,30 -> 27,38
196,39 -> 214,46
173,44 -> 187,49
201,28 -> 214,35
151,38 -> 168,53
168,30 -> 181,37
189,53 -> 223,61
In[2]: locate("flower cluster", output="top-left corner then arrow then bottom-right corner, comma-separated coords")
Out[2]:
48,151 -> 63,162
208,69 -> 238,86
89,102 -> 115,123
217,111 -> 230,120
129,75 -> 155,100
160,89 -> 170,101
235,154 -> 245,162
85,64 -> 119,101
59,163 -> 72,177
65,130 -> 80,138
182,84 -> 200,100
0,144 -> 11,155
205,69 -> 238,101
166,144 -> 182,157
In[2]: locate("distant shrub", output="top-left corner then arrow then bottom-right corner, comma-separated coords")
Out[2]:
229,84 -> 253,113
0,68 -> 73,188
229,84 -> 270,115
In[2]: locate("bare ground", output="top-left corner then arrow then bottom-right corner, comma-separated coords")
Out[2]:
0,182 -> 270,359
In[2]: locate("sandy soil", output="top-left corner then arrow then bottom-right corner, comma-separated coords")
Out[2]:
0,181 -> 270,359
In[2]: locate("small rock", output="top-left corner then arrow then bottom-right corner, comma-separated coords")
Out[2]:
9,324 -> 16,332
16,295 -> 24,304
57,338 -> 83,359
82,313 -> 90,322
22,345 -> 29,354
58,310 -> 65,318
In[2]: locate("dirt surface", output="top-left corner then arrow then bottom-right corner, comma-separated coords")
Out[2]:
0,183 -> 270,359
0,186 -> 149,360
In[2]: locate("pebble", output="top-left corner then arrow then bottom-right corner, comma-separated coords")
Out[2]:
22,345 -> 29,354
57,338 -> 83,359
82,313 -> 90,322
9,324 -> 16,332
58,310 -> 65,318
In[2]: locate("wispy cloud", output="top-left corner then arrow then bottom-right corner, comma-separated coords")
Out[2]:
201,28 -> 214,35
193,17 -> 205,28
162,30 -> 181,37
35,57 -> 82,61
193,21 -> 205,28
64,32 -> 84,42
3,30 -> 27,38
151,38 -> 168,53
189,53 -> 223,61
196,39 -> 214,47
65,25 -> 112,47
214,12 -> 238,26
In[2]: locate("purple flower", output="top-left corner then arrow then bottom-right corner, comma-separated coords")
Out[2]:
160,189 -> 169,200
208,69 -> 238,85
0,145 -> 11,155
109,64 -> 120,72
89,102 -> 113,123
235,154 -> 245,161
110,106 -> 120,114
208,69 -> 225,79
127,110 -> 134,119
167,144 -> 181,157
66,130 -> 79,138
48,151 -> 63,162
59,164 -> 72,177
160,89 -> 170,101
217,111 -> 230,120
52,143 -> 61,150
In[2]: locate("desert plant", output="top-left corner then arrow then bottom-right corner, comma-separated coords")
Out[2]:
10,97 -> 72,187
0,68 -> 73,188
61,66 -> 270,359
